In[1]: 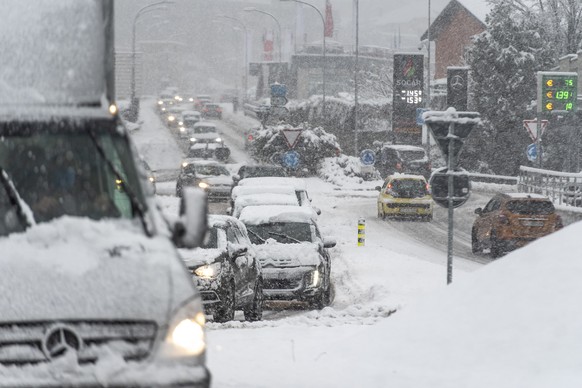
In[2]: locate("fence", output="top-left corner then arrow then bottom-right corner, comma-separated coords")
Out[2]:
518,166 -> 582,208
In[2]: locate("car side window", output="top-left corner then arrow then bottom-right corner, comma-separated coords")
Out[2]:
484,198 -> 500,213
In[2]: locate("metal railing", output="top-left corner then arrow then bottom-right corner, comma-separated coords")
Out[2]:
518,166 -> 582,208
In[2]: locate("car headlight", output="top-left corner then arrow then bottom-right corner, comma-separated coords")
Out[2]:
215,137 -> 222,142
309,269 -> 320,287
194,262 -> 221,278
158,100 -> 163,105
190,137 -> 197,142
149,176 -> 155,183
161,107 -> 166,112
179,121 -> 184,126
158,298 -> 206,358
168,115 -> 176,122
198,181 -> 210,190
189,97 -> 194,102
182,162 -> 189,168
180,127 -> 186,132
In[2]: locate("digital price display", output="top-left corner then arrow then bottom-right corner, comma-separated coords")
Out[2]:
538,72 -> 578,113
400,89 -> 423,104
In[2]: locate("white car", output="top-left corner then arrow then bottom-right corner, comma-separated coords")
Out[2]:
239,205 -> 336,309
237,177 -> 321,216
189,121 -> 221,143
229,192 -> 299,218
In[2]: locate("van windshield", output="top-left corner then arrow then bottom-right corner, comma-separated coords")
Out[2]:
0,120 -> 145,225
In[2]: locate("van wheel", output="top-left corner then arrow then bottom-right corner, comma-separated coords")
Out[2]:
472,228 -> 482,254
243,280 -> 264,322
214,282 -> 235,323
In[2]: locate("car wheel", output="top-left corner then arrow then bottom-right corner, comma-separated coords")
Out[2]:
425,214 -> 433,222
243,279 -> 264,322
490,231 -> 502,259
471,227 -> 483,254
214,282 -> 235,323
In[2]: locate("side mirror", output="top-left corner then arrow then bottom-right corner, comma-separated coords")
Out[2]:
225,207 -> 232,216
228,243 -> 248,258
314,206 -> 322,216
173,188 -> 208,249
232,174 -> 240,183
323,237 -> 336,249
375,186 -> 382,191
474,208 -> 483,216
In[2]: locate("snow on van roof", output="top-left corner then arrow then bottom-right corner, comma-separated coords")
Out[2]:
239,205 -> 316,225
237,177 -> 307,190
504,193 -> 549,200
382,144 -> 425,152
0,0 -> 107,108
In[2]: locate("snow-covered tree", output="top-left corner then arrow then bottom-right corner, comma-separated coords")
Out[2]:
464,0 -> 557,175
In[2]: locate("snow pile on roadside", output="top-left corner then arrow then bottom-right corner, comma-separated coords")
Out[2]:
318,154 -> 381,187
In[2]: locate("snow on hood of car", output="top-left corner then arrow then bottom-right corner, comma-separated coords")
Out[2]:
0,217 -> 195,323
180,247 -> 224,268
191,132 -> 220,140
253,242 -> 321,267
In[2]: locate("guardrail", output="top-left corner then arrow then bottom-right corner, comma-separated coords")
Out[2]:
467,172 -> 518,185
517,166 -> 582,208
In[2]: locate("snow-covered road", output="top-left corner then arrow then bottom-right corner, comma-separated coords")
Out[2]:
130,98 -> 497,387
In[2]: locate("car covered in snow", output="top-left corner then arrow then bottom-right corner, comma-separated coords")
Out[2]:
472,193 -> 563,258
374,144 -> 432,179
239,205 -> 336,309
180,215 -> 264,322
376,174 -> 434,221
176,159 -> 233,201
233,164 -> 288,183
236,177 -> 321,216
228,192 -> 299,218
178,110 -> 202,138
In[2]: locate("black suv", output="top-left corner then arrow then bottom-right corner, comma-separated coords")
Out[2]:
180,215 -> 264,322
375,144 -> 431,179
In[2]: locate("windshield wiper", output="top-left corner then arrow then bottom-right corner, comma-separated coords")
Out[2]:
87,130 -> 151,236
268,231 -> 301,243
247,228 -> 265,243
0,167 -> 33,229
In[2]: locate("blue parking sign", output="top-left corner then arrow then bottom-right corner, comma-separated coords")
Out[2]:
360,149 -> 376,166
282,150 -> 300,169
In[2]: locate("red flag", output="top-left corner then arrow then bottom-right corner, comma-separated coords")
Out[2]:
263,30 -> 274,61
324,0 -> 334,38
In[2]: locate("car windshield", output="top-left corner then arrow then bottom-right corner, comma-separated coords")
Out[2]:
246,222 -> 312,244
390,179 -> 428,198
505,200 -> 555,215
194,165 -> 229,176
193,126 -> 215,134
399,150 -> 426,162
0,121 -> 145,225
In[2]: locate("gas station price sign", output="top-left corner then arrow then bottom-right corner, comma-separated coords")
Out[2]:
537,72 -> 578,113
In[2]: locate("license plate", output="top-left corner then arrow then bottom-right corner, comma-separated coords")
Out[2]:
521,220 -> 544,227
400,208 -> 418,214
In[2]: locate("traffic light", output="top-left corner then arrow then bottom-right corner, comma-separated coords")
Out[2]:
537,72 -> 578,113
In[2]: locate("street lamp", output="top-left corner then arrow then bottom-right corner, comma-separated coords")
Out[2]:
280,0 -> 327,119
217,15 -> 249,103
243,7 -> 282,64
130,0 -> 172,121
354,0 -> 359,156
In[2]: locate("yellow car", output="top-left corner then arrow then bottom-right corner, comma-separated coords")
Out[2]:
376,174 -> 434,221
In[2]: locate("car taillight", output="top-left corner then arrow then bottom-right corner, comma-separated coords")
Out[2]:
248,134 -> 254,141
216,108 -> 222,112
203,108 -> 208,112
498,214 -> 510,225
426,183 -> 431,193
556,214 -> 564,229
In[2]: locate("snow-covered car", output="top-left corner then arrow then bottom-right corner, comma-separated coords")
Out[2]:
237,177 -> 321,216
178,110 -> 202,138
176,159 -> 233,201
180,215 -> 264,322
189,121 -> 220,142
0,113 -> 210,387
233,164 -> 288,183
230,184 -> 298,209
163,105 -> 187,128
239,205 -> 336,309
228,192 -> 299,218
376,174 -> 434,221
201,103 -> 223,119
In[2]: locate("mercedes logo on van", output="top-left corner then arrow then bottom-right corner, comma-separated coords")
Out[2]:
42,325 -> 83,360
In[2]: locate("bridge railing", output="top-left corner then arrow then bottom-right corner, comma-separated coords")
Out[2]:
518,166 -> 582,208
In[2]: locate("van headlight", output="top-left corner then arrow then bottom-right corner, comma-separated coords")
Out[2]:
215,137 -> 222,142
198,181 -> 209,190
194,262 -> 221,279
159,299 -> 206,358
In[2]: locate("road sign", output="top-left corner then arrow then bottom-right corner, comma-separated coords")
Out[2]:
360,149 -> 376,165
271,96 -> 288,107
282,128 -> 302,148
523,119 -> 548,141
424,110 -> 481,161
429,168 -> 471,208
527,143 -> 538,162
416,108 -> 428,125
282,150 -> 300,169
270,83 -> 287,97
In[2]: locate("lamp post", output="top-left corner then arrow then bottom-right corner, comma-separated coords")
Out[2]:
243,7 -> 282,64
354,0 -> 359,156
280,0 -> 326,119
130,0 -> 171,121
217,15 -> 249,103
